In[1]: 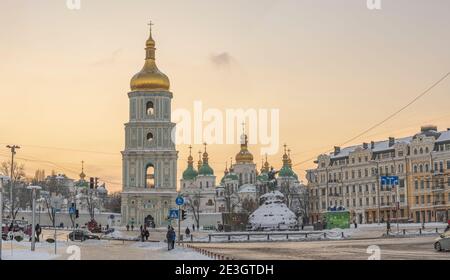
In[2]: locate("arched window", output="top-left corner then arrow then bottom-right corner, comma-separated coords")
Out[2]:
413,165 -> 417,173
147,132 -> 154,142
146,101 -> 154,116
425,164 -> 429,172
420,148 -> 423,154
419,164 -> 423,173
414,149 -> 418,155
146,164 -> 155,189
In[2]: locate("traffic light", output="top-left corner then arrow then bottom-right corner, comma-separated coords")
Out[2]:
75,209 -> 79,219
89,177 -> 94,189
181,210 -> 187,220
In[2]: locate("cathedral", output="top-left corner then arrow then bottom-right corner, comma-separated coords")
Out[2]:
121,24 -> 178,228
180,128 -> 306,224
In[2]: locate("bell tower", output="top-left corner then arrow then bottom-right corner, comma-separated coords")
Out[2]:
121,23 -> 178,227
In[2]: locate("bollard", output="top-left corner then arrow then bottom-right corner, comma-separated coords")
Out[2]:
436,228 -> 438,233
228,235 -> 231,241
191,234 -> 193,242
286,234 -> 289,240
267,234 -> 270,241
247,234 -> 250,241
209,235 -> 211,243
305,233 -> 308,238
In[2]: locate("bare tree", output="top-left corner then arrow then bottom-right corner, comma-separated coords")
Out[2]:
0,161 -> 27,220
103,192 -> 122,213
184,190 -> 201,229
241,197 -> 257,214
82,188 -> 101,221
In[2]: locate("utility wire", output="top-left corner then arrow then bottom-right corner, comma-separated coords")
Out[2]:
292,71 -> 450,168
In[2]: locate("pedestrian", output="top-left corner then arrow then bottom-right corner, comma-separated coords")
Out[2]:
192,224 -> 195,232
35,224 -> 42,242
166,226 -> 172,250
126,224 -> 130,231
185,227 -> 191,238
140,225 -> 143,233
131,224 -> 134,231
354,220 -> 357,229
170,227 -> 176,250
386,220 -> 391,235
145,228 -> 150,241
140,227 -> 145,242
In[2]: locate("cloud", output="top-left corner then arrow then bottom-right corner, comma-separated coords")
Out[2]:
90,48 -> 123,67
210,52 -> 234,69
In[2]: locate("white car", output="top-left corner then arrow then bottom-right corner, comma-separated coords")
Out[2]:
434,231 -> 450,252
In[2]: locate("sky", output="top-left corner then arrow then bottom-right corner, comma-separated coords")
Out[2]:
0,0 -> 450,192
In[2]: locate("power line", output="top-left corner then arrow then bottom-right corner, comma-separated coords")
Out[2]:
292,71 -> 450,168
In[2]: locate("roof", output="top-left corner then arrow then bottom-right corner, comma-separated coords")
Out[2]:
238,184 -> 256,193
437,130 -> 450,143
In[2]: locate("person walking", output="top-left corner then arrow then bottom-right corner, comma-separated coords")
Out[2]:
185,227 -> 191,238
35,224 -> 42,242
140,226 -> 145,242
386,220 -> 391,235
192,224 -> 195,232
166,226 -> 172,250
444,220 -> 450,233
131,224 -> 134,231
145,228 -> 150,241
170,227 -> 176,250
126,224 -> 130,231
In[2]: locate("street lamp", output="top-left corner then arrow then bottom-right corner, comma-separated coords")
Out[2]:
26,185 -> 42,252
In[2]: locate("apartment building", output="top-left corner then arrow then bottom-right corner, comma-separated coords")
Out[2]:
306,126 -> 450,224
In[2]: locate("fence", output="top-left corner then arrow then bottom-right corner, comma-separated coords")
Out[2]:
183,230 -> 346,243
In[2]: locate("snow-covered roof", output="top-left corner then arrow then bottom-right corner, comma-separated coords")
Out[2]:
330,136 -> 413,159
238,184 -> 256,193
437,130 -> 450,143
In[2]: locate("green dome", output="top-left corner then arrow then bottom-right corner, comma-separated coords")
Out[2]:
278,165 -> 294,177
257,172 -> 269,182
221,172 -> 238,183
75,180 -> 88,188
182,166 -> 198,180
198,164 -> 214,176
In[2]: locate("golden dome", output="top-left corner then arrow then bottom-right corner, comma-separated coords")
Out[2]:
130,24 -> 170,91
235,134 -> 254,164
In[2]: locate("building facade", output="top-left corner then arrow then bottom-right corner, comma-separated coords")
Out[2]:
121,25 -> 178,227
306,126 -> 450,224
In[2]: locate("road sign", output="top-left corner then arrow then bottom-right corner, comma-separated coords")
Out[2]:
69,207 -> 76,215
169,209 -> 179,219
381,176 -> 399,186
175,196 -> 184,206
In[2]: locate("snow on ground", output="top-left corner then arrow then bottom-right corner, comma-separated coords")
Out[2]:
2,250 -> 60,260
131,241 -> 211,260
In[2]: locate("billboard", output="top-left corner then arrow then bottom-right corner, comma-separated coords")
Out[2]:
324,211 -> 350,229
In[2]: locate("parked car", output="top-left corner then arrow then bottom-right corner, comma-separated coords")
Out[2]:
434,231 -> 450,252
68,229 -> 100,242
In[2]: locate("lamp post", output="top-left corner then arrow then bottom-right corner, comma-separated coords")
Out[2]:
27,185 -> 42,252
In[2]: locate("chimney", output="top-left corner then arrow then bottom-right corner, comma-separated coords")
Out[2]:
388,137 -> 395,147
363,142 -> 368,149
334,146 -> 341,155
371,141 -> 375,149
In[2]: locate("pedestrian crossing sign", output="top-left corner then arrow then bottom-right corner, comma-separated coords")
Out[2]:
169,209 -> 179,219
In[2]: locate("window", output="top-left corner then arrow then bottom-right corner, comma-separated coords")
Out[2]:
419,164 -> 423,173
352,185 -> 355,193
352,199 -> 356,207
414,149 -> 418,155
414,165 -> 418,173
146,101 -> 154,116
146,132 -> 154,142
359,198 -> 362,206
419,148 -> 423,154
358,185 -> 362,192
425,164 -> 429,172
365,185 -> 369,192
420,180 -> 424,189
372,197 -> 376,205
414,180 -> 418,190
415,196 -> 419,205
365,197 -> 369,205
146,164 -> 155,189
425,147 -> 429,153
447,161 -> 450,170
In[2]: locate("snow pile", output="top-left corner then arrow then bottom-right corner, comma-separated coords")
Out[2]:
248,191 -> 298,231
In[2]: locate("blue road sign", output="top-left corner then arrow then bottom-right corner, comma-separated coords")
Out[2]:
169,209 -> 179,219
69,207 -> 76,215
175,196 -> 184,206
381,176 -> 399,186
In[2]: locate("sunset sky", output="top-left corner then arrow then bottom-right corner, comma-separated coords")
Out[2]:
1,0 -> 450,192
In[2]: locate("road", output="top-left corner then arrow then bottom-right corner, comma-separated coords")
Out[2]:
188,236 -> 450,260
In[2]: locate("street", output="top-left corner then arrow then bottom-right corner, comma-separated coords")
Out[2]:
187,235 -> 449,260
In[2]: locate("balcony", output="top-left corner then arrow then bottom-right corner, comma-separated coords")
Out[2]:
433,201 -> 447,206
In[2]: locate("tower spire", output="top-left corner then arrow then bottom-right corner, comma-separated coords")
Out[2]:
197,150 -> 202,170
79,160 -> 86,180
